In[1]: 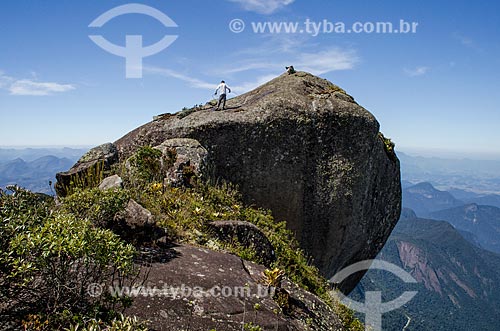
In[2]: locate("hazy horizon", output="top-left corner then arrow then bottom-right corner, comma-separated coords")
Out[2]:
1,145 -> 500,161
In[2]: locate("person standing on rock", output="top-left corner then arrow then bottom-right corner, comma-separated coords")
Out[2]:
214,80 -> 231,110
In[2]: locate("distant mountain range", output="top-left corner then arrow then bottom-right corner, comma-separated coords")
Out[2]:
430,204 -> 500,255
350,209 -> 500,331
0,148 -> 87,195
0,147 -> 88,163
398,152 -> 500,194
351,176 -> 500,330
403,181 -> 500,255
403,182 -> 463,216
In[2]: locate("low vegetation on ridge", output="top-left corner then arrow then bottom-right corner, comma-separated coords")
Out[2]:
0,145 -> 363,330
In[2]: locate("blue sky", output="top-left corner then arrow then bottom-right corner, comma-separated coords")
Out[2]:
1,0 -> 499,158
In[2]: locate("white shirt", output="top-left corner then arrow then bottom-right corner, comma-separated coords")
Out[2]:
215,83 -> 231,96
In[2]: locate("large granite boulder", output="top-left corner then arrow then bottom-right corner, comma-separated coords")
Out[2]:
57,72 -> 401,293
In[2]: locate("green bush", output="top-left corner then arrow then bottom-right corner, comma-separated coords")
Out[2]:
60,188 -> 130,228
0,186 -> 54,299
128,146 -> 169,184
0,186 -> 136,328
378,132 -> 396,162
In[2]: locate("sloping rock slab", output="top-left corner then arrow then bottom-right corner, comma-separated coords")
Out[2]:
208,220 -> 276,266
125,245 -> 344,331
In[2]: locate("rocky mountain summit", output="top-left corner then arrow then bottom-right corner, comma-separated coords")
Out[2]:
57,71 -> 401,295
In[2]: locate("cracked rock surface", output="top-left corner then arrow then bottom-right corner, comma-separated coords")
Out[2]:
127,244 -> 345,331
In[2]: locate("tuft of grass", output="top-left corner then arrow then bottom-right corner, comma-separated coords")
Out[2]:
58,160 -> 106,197
378,132 -> 397,162
326,83 -> 348,94
333,300 -> 365,331
177,104 -> 204,119
65,313 -> 148,331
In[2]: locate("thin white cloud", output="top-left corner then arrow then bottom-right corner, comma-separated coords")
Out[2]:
143,66 -> 214,89
9,79 -> 75,96
296,48 -> 359,75
228,0 -> 294,14
404,66 -> 430,77
231,74 -> 277,93
0,71 -> 75,96
0,71 -> 13,88
144,65 -> 278,94
453,33 -> 483,52
232,33 -> 310,58
453,33 -> 473,47
220,47 -> 359,76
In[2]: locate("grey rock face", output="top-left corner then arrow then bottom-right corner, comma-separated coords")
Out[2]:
208,220 -> 275,266
98,174 -> 123,191
154,138 -> 208,187
59,72 -> 401,292
79,143 -> 118,163
55,143 -> 118,196
113,199 -> 163,243
126,244 -> 345,330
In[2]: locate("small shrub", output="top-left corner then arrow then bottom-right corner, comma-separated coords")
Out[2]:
243,322 -> 262,331
261,268 -> 285,289
273,288 -> 291,314
0,186 -> 136,329
378,132 -> 396,162
129,146 -> 164,183
9,213 -> 135,312
60,188 -> 130,228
